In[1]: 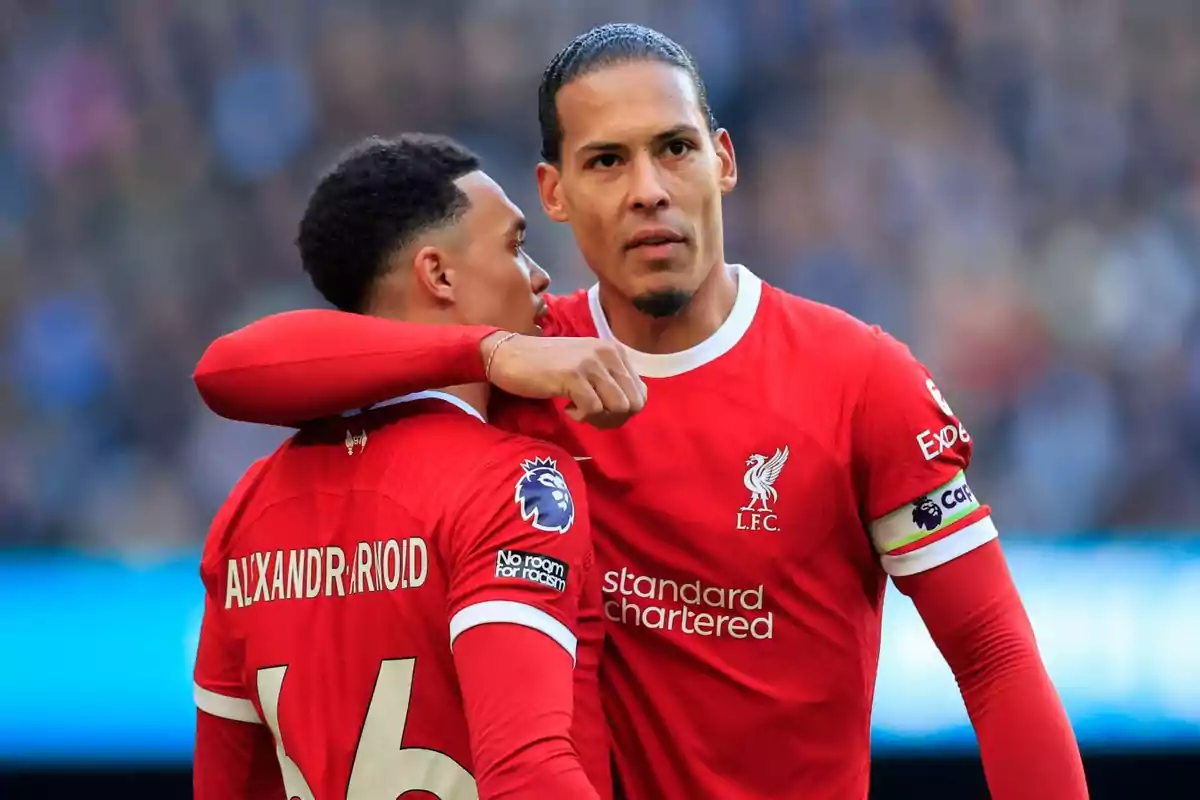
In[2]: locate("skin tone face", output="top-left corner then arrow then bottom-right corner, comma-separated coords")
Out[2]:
536,60 -> 738,348
383,170 -> 551,336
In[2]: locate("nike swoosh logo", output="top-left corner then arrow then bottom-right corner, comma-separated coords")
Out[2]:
573,457 -> 593,461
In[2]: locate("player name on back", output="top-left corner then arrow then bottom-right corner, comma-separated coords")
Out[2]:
224,538 -> 429,609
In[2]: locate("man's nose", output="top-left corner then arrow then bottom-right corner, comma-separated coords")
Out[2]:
627,153 -> 670,211
528,259 -> 551,294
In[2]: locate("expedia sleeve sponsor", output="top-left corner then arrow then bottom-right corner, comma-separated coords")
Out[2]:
914,379 -> 972,462
494,549 -> 569,593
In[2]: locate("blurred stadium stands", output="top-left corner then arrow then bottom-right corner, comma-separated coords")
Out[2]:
1,0 -> 1197,797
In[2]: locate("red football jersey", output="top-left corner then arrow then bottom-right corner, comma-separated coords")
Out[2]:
493,265 -> 997,799
193,393 -> 603,799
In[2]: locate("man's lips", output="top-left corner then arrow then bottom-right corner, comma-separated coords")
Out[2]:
626,228 -> 686,249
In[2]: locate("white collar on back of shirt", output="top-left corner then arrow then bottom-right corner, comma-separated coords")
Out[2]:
587,263 -> 763,379
343,390 -> 486,422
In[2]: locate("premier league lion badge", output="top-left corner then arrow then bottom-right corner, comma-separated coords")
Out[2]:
912,496 -> 943,531
515,457 -> 575,534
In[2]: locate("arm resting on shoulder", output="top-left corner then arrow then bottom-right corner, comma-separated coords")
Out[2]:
194,309 -> 498,425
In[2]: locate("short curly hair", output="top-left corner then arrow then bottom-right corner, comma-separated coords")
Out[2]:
538,23 -> 717,164
297,134 -> 481,312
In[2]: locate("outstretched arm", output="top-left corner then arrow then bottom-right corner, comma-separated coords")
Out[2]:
193,309 -> 646,428
194,310 -> 498,426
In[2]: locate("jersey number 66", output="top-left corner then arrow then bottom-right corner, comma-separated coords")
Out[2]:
258,658 -> 478,800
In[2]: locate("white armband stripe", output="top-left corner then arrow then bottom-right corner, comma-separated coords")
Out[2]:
194,683 -> 262,724
870,471 -> 981,554
449,600 -> 577,664
880,516 -> 998,576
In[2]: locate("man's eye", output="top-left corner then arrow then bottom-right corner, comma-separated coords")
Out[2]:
587,153 -> 621,170
666,139 -> 695,157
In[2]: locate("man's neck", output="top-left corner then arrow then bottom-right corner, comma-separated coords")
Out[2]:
430,383 -> 490,421
598,262 -> 739,354
367,297 -> 492,420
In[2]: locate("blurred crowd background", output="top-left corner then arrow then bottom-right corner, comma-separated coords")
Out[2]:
2,0 -> 1199,555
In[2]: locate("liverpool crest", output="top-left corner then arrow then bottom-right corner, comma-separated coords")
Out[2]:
737,446 -> 789,531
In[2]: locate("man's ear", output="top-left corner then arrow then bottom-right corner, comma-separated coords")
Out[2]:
712,128 -> 738,195
536,162 -> 569,223
410,245 -> 455,304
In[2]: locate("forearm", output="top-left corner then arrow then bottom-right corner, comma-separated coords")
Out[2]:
962,652 -> 1086,798
569,604 -> 613,800
454,624 -> 601,800
194,310 -> 498,426
897,541 -> 1088,799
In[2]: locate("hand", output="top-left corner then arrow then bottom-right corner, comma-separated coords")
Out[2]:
481,332 -> 647,428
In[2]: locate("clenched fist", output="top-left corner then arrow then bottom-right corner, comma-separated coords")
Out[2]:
480,332 -> 647,428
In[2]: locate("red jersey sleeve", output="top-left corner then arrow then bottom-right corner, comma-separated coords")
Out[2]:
444,439 -> 592,662
194,708 -> 284,800
896,542 -> 1088,799
453,624 -> 602,800
193,591 -> 260,723
443,437 -> 609,798
194,310 -> 500,425
853,330 -> 997,576
192,459 -> 286,797
564,565 -> 612,799
193,458 -> 269,723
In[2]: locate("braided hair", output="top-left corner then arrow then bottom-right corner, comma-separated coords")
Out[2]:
537,23 -> 717,164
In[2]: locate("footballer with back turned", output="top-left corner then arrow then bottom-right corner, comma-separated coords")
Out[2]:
192,135 -> 609,800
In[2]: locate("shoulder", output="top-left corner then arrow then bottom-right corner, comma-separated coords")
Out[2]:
374,405 -> 571,469
199,453 -> 277,580
745,280 -> 935,424
360,405 -> 583,509
761,283 -> 886,358
543,289 -> 594,337
756,282 -> 905,394
462,429 -> 584,492
442,428 -> 586,541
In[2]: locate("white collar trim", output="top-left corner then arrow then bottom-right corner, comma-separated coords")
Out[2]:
343,390 -> 486,422
586,264 -> 762,378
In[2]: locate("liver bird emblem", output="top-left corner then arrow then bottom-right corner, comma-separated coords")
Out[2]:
742,446 -> 789,512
